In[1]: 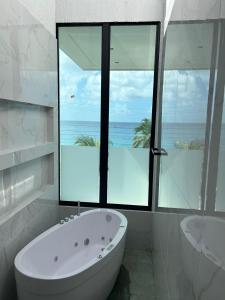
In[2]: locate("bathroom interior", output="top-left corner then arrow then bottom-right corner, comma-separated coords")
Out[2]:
1,0 -> 225,299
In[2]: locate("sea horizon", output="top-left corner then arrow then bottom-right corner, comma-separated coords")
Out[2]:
60,120 -> 225,148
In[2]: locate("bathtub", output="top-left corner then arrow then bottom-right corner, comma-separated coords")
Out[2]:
15,209 -> 127,300
180,215 -> 225,300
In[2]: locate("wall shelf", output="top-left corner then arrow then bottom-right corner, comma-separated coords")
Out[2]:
0,97 -> 56,109
0,143 -> 56,171
0,184 -> 54,227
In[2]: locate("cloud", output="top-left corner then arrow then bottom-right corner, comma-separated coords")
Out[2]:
59,50 -> 211,123
59,50 -> 154,121
82,72 -> 101,106
60,50 -> 101,106
162,70 -> 210,122
59,51 -> 86,104
110,71 -> 154,102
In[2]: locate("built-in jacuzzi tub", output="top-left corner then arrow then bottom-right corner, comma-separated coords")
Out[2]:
14,209 -> 127,300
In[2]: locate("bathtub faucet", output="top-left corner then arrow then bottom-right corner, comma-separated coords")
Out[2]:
77,201 -> 80,216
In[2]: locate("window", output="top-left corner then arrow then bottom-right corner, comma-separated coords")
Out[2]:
58,21 -> 225,215
58,26 -> 102,203
58,23 -> 160,209
107,25 -> 157,206
157,22 -> 214,210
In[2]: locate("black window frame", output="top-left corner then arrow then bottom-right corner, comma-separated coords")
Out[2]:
56,21 -> 161,211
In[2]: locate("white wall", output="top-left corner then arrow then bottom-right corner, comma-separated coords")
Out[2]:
221,0 -> 225,18
0,1 -> 58,298
18,0 -> 56,36
170,0 -> 221,21
56,0 -> 164,23
56,0 -> 223,26
164,0 -> 175,33
0,0 -> 58,224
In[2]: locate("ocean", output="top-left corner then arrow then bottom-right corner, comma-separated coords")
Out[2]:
60,120 -> 225,149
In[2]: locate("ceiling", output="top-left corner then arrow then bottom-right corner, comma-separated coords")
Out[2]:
164,22 -> 213,70
59,22 -> 214,71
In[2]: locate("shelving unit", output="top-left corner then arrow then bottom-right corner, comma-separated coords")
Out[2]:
0,184 -> 54,227
0,96 -> 56,109
0,143 -> 56,171
0,92 -> 58,226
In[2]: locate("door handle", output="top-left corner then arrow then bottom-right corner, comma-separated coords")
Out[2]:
151,147 -> 168,156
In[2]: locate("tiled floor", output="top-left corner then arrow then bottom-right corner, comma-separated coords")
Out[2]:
108,249 -> 156,300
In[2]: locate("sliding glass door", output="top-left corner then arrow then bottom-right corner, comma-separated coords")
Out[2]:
58,23 -> 160,209
107,25 -> 157,206
156,21 -> 215,211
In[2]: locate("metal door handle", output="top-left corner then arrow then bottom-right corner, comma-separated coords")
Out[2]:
151,148 -> 168,156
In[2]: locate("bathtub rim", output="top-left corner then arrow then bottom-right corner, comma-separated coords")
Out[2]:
180,215 -> 225,269
14,208 -> 127,281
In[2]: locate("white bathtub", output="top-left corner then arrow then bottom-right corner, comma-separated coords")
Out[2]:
15,209 -> 127,300
180,215 -> 225,300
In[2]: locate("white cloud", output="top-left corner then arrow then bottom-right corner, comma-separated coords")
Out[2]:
82,72 -> 101,106
110,71 -> 154,102
60,49 -> 154,112
162,70 -> 210,122
59,50 -> 211,123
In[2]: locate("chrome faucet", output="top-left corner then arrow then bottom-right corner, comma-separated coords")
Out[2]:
77,201 -> 80,216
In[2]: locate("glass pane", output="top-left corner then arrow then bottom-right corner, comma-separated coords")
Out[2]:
59,26 -> 101,203
158,22 -> 214,209
107,25 -> 157,206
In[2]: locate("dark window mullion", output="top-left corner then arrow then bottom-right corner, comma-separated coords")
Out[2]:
148,23 -> 161,209
99,23 -> 111,207
153,24 -> 166,211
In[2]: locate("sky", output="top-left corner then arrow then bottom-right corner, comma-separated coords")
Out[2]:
59,50 -> 210,124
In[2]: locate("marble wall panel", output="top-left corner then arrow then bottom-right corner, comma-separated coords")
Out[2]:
152,212 -> 195,300
0,0 -> 57,106
0,199 -> 59,300
0,0 -> 58,298
0,154 -> 54,221
0,101 -> 53,152
18,0 -> 56,36
56,0 -> 164,23
171,0 -> 221,21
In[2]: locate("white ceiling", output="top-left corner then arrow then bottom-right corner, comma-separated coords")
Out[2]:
59,26 -> 102,70
164,22 -> 213,70
59,22 -> 213,71
110,25 -> 156,70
